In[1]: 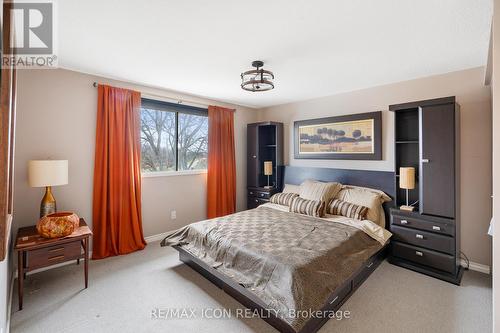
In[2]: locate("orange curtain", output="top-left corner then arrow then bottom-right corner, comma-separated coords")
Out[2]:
207,105 -> 236,218
92,84 -> 146,259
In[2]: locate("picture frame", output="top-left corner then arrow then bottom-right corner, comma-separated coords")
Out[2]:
294,111 -> 382,160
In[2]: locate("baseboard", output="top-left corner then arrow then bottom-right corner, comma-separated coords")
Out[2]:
6,269 -> 14,333
461,259 -> 490,274
144,232 -> 170,243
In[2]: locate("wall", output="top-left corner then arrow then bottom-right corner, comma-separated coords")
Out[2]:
492,0 -> 499,330
258,67 -> 492,267
12,67 -> 494,268
14,69 -> 258,237
0,248 -> 10,333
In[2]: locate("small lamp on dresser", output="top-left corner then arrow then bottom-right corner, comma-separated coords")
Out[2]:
399,167 -> 415,211
263,161 -> 273,189
28,160 -> 68,217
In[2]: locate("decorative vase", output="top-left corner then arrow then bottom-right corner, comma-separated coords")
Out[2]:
36,212 -> 80,238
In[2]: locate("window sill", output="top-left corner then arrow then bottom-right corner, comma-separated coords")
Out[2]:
141,170 -> 207,178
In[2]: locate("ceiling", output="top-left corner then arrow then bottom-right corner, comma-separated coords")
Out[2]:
57,0 -> 493,108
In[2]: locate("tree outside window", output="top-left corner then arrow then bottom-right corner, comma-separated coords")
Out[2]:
140,101 -> 208,173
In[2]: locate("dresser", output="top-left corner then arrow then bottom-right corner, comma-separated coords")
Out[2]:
15,218 -> 92,309
389,97 -> 462,285
247,121 -> 284,209
247,187 -> 280,209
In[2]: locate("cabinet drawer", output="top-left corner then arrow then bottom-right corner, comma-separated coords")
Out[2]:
247,197 -> 269,209
326,280 -> 351,310
353,255 -> 381,288
391,241 -> 456,274
247,190 -> 271,199
391,214 -> 454,236
391,225 -> 455,255
27,241 -> 82,270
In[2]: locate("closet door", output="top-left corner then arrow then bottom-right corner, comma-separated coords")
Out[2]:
247,124 -> 259,187
419,104 -> 455,218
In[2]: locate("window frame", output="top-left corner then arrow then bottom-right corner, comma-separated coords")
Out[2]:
140,98 -> 208,175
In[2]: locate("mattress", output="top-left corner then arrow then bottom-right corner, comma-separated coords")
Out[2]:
161,205 -> 391,332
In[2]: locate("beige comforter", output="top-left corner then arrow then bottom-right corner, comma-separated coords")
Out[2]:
161,205 -> 389,332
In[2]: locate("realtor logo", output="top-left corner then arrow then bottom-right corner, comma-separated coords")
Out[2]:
3,1 -> 57,68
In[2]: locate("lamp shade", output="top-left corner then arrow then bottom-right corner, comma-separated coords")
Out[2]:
28,160 -> 68,187
263,161 -> 273,176
399,167 -> 415,190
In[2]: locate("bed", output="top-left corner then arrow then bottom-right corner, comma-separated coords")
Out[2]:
161,166 -> 395,333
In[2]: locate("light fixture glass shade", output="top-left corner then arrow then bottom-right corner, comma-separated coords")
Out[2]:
264,161 -> 273,176
241,61 -> 275,92
399,167 -> 415,190
29,160 -> 68,187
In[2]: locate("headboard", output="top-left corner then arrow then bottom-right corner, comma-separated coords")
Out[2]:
282,166 -> 396,227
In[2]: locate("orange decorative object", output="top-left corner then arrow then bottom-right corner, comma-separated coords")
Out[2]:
36,212 -> 80,238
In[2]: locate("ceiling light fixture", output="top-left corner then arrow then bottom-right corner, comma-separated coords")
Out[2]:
241,60 -> 274,92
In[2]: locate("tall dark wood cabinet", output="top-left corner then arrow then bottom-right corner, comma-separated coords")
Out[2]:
247,122 -> 284,209
389,96 -> 462,285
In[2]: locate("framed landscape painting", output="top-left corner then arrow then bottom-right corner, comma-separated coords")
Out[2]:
294,111 -> 382,160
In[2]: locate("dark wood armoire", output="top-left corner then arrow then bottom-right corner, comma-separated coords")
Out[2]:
247,122 -> 284,209
388,96 -> 462,284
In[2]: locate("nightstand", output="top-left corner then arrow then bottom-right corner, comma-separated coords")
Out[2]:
388,208 -> 463,285
14,218 -> 92,310
247,187 -> 279,209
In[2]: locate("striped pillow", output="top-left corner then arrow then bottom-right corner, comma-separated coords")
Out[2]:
290,197 -> 325,217
327,199 -> 368,220
270,192 -> 298,206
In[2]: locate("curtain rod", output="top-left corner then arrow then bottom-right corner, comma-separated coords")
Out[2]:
92,81 -> 210,109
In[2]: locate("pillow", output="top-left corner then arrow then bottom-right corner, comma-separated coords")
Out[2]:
340,185 -> 392,202
289,197 -> 325,217
270,192 -> 299,206
299,180 -> 342,203
282,184 -> 300,194
335,185 -> 391,227
326,199 -> 368,220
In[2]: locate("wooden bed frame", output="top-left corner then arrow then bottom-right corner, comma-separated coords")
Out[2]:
172,166 -> 395,333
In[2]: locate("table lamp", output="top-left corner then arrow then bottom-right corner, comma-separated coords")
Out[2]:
28,160 -> 68,217
399,167 -> 415,211
264,161 -> 273,189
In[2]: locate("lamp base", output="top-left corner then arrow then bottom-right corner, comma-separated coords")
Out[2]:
400,205 -> 415,212
40,186 -> 57,218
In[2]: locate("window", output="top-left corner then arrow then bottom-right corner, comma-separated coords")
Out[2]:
140,98 -> 208,173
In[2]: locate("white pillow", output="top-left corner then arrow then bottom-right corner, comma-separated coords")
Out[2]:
299,180 -> 342,203
282,183 -> 300,194
335,185 -> 391,227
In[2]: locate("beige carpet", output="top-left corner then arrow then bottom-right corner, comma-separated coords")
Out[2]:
10,241 -> 491,333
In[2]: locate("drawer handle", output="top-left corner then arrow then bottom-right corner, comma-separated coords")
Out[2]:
329,296 -> 339,304
400,220 -> 408,224
48,247 -> 64,253
415,251 -> 423,257
249,191 -> 253,195
367,262 -> 374,268
432,226 -> 441,231
422,158 -> 430,163
48,255 -> 65,261
260,193 -> 264,197
415,234 -> 424,239
255,199 -> 258,203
